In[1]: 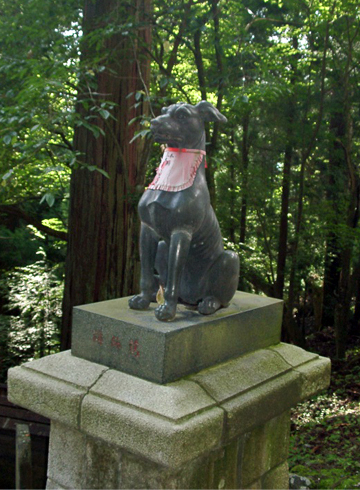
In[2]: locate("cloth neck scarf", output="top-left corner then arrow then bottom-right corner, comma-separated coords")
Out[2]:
148,147 -> 206,192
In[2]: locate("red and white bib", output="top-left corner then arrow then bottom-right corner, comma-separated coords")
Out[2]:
148,148 -> 206,192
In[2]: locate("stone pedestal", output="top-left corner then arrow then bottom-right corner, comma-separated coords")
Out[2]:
7,293 -> 331,489
71,292 -> 283,383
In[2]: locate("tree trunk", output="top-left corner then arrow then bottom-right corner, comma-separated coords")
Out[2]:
227,131 -> 236,243
273,109 -> 294,300
351,261 -> 360,336
273,32 -> 300,302
334,111 -> 359,359
321,235 -> 341,327
239,110 -> 250,244
283,20 -> 330,341
334,186 -> 359,358
321,111 -> 346,329
329,21 -> 359,357
61,0 -> 151,350
206,0 -> 224,209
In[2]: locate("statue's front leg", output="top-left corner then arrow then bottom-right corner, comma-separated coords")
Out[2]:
129,224 -> 159,311
155,230 -> 191,321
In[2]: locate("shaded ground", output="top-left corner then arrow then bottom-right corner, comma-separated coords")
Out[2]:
289,329 -> 360,489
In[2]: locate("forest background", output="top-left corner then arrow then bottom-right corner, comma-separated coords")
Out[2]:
0,0 -> 360,486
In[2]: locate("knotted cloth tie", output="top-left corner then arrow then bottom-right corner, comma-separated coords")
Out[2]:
148,147 -> 206,192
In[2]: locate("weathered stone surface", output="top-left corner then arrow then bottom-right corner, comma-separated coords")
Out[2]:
222,371 -> 300,440
7,344 -> 330,471
71,291 -> 283,383
7,351 -> 108,428
295,356 -> 331,401
240,411 -> 290,487
81,392 -> 224,467
47,421 -> 86,489
84,437 -> 121,489
269,343 -> 318,366
243,461 -> 289,490
24,350 -> 109,387
89,369 -> 216,421
211,439 -> 239,490
46,477 -> 67,489
269,343 -> 331,402
8,364 -> 86,428
189,347 -> 330,440
190,348 -> 291,402
262,461 -> 289,489
119,451 -> 213,490
6,287 -> 333,490
247,479 -> 262,489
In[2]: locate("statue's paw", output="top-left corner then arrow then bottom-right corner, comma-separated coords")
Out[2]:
129,294 -> 150,311
155,302 -> 176,322
198,297 -> 221,315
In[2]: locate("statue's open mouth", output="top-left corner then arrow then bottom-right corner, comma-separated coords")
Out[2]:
152,132 -> 182,143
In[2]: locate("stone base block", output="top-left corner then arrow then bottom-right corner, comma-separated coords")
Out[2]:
8,344 -> 330,489
71,292 -> 283,383
45,414 -> 290,490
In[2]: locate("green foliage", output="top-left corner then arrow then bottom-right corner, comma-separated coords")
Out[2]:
0,225 -> 40,269
0,11 -> 359,488
0,0 -> 116,212
0,249 -> 63,381
0,0 -> 360,356
0,0 -> 81,208
289,346 -> 360,488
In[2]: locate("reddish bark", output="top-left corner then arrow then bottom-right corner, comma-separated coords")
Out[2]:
61,0 -> 151,349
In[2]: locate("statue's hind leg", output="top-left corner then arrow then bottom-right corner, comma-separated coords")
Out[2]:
198,250 -> 239,315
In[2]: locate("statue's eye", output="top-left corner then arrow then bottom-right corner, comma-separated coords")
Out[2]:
176,111 -> 188,120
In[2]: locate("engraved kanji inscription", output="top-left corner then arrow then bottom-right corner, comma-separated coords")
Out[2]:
92,330 -> 103,345
129,339 -> 140,358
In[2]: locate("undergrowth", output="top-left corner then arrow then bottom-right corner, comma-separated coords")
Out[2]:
289,331 -> 360,489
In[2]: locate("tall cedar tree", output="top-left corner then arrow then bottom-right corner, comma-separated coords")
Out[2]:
61,0 -> 151,349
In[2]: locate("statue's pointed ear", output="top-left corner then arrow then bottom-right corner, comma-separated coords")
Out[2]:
196,101 -> 227,123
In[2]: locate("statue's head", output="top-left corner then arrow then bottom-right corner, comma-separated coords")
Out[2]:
150,101 -> 227,149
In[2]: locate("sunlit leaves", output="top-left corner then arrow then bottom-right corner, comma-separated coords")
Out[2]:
0,0 -> 82,209
0,251 -> 63,369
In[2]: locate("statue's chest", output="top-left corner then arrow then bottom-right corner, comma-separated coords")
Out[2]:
138,186 -> 207,241
148,148 -> 205,192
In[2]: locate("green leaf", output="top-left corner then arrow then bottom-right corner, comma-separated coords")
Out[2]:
99,109 -> 110,120
84,165 -> 109,178
128,117 -> 139,126
77,120 -> 103,138
40,192 -> 55,207
159,78 -> 169,88
2,169 -> 14,180
97,168 -> 109,178
129,129 -> 151,144
135,91 -> 144,101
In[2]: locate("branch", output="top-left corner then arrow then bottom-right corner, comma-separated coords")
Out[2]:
210,0 -> 225,149
166,0 -> 194,74
194,29 -> 208,101
210,0 -> 224,107
301,4 -> 334,164
53,130 -> 73,151
245,17 -> 301,32
0,205 -> 68,241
